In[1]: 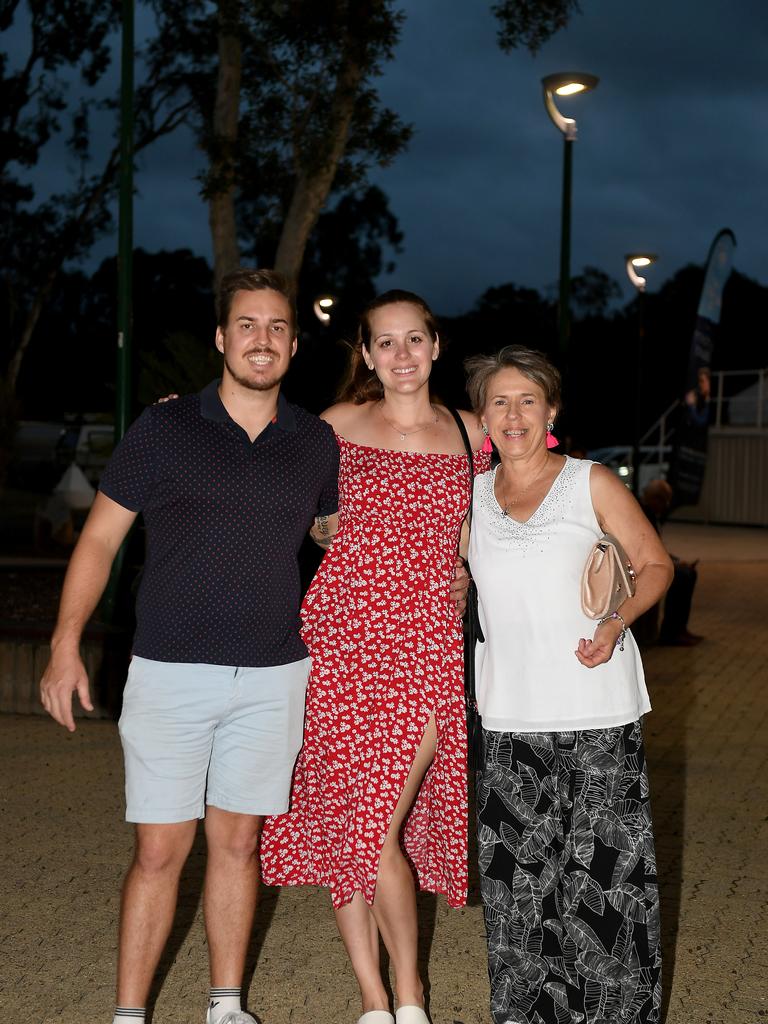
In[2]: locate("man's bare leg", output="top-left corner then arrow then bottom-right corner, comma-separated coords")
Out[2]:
204,807 -> 263,988
116,820 -> 198,1006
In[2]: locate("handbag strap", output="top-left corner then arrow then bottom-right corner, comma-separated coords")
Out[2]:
447,407 -> 474,522
447,407 -> 484,709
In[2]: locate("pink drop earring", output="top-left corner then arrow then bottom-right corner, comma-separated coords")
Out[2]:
481,425 -> 493,454
546,421 -> 560,449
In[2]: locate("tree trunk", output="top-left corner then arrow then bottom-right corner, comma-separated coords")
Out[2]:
208,0 -> 242,291
6,274 -> 55,393
273,57 -> 364,287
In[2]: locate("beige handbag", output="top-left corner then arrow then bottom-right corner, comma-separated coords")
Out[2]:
581,534 -> 637,619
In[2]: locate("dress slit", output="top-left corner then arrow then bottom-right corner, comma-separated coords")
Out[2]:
365,708 -> 439,904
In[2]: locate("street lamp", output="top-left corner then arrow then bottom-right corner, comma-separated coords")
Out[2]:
625,253 -> 657,293
625,253 -> 658,494
542,71 -> 599,355
313,294 -> 338,326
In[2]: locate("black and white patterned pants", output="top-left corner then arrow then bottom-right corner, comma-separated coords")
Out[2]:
476,721 -> 662,1024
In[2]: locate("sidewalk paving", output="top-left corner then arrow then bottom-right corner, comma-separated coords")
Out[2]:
1,522 -> 766,1024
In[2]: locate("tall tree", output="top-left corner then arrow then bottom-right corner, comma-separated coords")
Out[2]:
148,0 -> 411,288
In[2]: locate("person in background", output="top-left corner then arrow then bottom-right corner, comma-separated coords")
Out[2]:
261,290 -> 489,1024
464,344 -> 673,1024
683,366 -> 713,429
641,478 -> 703,646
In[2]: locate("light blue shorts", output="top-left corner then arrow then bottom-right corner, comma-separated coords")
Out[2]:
118,656 -> 310,823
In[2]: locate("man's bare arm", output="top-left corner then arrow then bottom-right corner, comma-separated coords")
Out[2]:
40,493 -> 138,731
309,512 -> 339,550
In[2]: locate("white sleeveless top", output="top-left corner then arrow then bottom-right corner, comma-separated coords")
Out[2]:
468,457 -> 651,733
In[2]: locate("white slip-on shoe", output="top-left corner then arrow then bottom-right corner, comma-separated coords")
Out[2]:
358,1013 -> 395,1024
395,1008 -> 430,1024
208,1012 -> 259,1024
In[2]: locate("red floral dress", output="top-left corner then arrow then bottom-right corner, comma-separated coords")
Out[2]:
260,436 -> 489,909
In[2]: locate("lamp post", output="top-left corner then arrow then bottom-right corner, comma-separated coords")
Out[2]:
542,72 -> 599,356
116,0 -> 134,443
625,253 -> 657,494
102,0 -> 134,623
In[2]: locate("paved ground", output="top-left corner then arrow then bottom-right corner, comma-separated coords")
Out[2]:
1,522 -> 766,1024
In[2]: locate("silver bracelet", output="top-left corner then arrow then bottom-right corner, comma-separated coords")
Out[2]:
598,611 -> 627,651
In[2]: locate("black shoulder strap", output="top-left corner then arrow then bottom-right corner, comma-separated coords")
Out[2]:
447,408 -> 484,753
447,407 -> 474,522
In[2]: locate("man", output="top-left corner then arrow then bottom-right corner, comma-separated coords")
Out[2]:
39,269 -> 341,1024
640,478 -> 703,646
40,268 -> 469,1024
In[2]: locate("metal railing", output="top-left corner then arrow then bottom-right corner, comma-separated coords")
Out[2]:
639,367 -> 768,469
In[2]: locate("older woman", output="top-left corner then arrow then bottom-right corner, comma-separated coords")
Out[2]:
464,346 -> 672,1024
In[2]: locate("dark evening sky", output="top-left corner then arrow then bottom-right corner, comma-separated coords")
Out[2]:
79,0 -> 767,314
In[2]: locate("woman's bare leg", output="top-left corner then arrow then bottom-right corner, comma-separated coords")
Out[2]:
372,714 -> 438,1009
335,892 -> 389,1013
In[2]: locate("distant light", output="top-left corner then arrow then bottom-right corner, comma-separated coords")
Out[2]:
313,294 -> 338,325
556,82 -> 587,96
618,466 -> 630,477
631,257 -> 652,268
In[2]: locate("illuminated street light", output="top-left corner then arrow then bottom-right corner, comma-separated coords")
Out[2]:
542,71 -> 599,354
313,294 -> 338,325
625,253 -> 657,293
624,253 -> 658,494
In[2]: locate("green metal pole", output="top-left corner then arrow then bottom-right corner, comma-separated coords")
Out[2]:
631,290 -> 645,496
102,0 -> 134,622
558,136 -> 573,356
116,0 -> 134,440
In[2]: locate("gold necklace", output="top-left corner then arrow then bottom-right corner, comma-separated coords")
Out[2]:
496,463 -> 548,516
378,401 -> 439,440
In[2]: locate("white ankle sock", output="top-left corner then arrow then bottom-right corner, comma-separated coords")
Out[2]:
208,987 -> 242,1022
113,1009 -> 145,1024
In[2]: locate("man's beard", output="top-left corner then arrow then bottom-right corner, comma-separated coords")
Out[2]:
224,349 -> 289,391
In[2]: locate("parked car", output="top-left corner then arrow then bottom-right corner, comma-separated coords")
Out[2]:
72,424 -> 115,484
588,445 -> 670,493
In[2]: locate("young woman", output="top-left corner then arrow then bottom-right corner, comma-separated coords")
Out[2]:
261,291 -> 489,1024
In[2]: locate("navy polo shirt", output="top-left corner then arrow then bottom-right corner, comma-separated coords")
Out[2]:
98,380 -> 339,667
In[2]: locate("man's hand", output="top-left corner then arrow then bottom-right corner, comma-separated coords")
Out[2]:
450,556 -> 470,618
40,647 -> 94,732
38,492 -> 137,731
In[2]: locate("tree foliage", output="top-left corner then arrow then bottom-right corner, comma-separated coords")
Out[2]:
492,0 -> 581,53
570,266 -> 623,319
11,249 -> 216,417
1,0 -> 193,398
